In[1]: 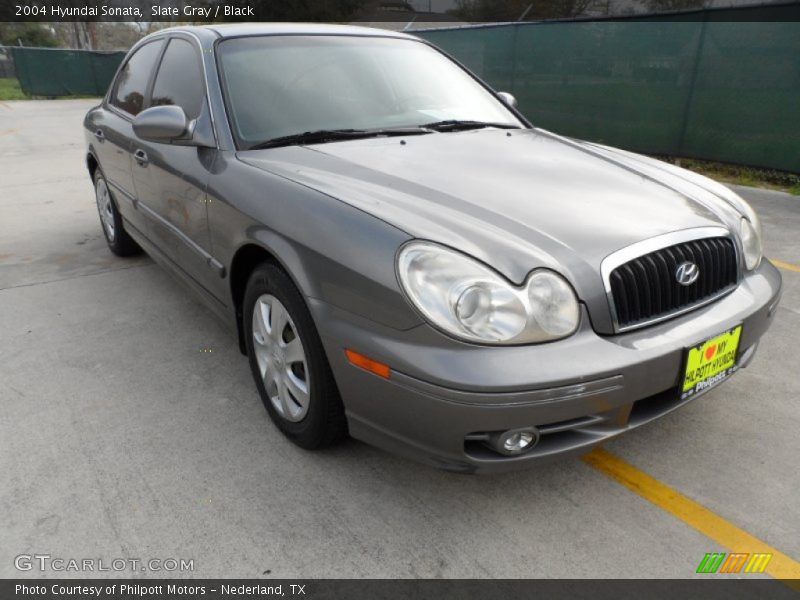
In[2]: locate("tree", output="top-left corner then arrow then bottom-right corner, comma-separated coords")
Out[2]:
645,0 -> 709,11
451,0 -> 600,21
0,23 -> 58,47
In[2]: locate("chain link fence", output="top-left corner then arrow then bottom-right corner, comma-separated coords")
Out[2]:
417,4 -> 800,173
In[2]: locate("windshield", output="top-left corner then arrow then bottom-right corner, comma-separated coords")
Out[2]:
217,35 -> 523,149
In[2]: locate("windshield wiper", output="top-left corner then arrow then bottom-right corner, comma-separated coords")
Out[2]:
420,120 -> 521,132
248,127 -> 431,150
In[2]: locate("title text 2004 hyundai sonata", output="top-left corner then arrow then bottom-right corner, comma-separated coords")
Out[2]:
84,24 -> 782,473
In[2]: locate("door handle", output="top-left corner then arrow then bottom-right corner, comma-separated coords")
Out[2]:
94,129 -> 105,141
133,149 -> 149,166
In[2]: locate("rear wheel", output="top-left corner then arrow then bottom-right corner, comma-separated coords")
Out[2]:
244,262 -> 347,449
94,169 -> 140,256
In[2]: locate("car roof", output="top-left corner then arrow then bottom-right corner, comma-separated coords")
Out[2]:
169,22 -> 418,40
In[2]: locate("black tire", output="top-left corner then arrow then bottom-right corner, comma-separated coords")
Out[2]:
93,168 -> 141,257
243,262 -> 347,449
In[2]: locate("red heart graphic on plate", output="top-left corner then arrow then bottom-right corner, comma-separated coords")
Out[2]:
705,344 -> 717,361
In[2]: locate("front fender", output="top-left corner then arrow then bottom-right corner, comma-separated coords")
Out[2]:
210,154 -> 423,332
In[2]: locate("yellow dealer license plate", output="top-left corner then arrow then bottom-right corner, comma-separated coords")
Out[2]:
681,325 -> 742,400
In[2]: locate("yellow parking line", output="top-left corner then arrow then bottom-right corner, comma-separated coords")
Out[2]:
583,448 -> 800,587
772,259 -> 800,274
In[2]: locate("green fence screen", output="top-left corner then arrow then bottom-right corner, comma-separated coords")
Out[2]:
418,4 -> 800,173
11,47 -> 126,98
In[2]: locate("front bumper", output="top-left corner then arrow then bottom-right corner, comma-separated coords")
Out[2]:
312,260 -> 782,473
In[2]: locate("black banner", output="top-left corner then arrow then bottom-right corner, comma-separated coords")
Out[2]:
1,0 -> 799,23
3,579 -> 799,600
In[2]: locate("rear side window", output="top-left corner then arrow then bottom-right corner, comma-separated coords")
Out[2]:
150,38 -> 205,120
111,40 -> 165,116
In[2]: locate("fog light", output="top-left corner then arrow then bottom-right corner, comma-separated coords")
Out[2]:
503,431 -> 534,452
488,427 -> 540,456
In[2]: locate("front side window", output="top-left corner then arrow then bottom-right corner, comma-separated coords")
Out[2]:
150,38 -> 205,120
111,40 -> 165,116
217,36 -> 521,148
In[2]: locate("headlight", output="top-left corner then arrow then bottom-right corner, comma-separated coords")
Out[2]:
739,217 -> 762,270
397,242 -> 580,344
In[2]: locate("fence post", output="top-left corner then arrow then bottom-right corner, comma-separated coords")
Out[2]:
0,46 -> 14,79
510,23 -> 519,96
676,11 -> 709,158
88,52 -> 100,96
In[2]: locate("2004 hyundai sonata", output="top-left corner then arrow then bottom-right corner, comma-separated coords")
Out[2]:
84,24 -> 782,472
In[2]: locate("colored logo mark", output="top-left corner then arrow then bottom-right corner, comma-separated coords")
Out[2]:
696,552 -> 772,574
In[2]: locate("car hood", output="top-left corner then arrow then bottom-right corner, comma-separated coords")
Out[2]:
238,128 -> 745,332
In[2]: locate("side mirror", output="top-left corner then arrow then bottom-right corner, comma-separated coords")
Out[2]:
497,91 -> 518,109
133,105 -> 193,143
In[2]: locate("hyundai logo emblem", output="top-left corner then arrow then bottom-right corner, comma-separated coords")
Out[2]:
675,261 -> 700,286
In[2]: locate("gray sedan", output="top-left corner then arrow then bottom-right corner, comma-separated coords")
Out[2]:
84,24 -> 782,473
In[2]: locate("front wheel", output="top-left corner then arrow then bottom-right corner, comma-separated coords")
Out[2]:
244,262 -> 347,449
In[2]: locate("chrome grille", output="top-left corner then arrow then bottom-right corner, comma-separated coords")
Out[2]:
609,236 -> 738,330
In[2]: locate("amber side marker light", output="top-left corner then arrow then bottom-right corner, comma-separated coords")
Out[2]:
345,349 -> 391,379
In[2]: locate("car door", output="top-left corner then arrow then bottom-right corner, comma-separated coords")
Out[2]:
96,38 -> 166,237
130,35 -> 222,299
